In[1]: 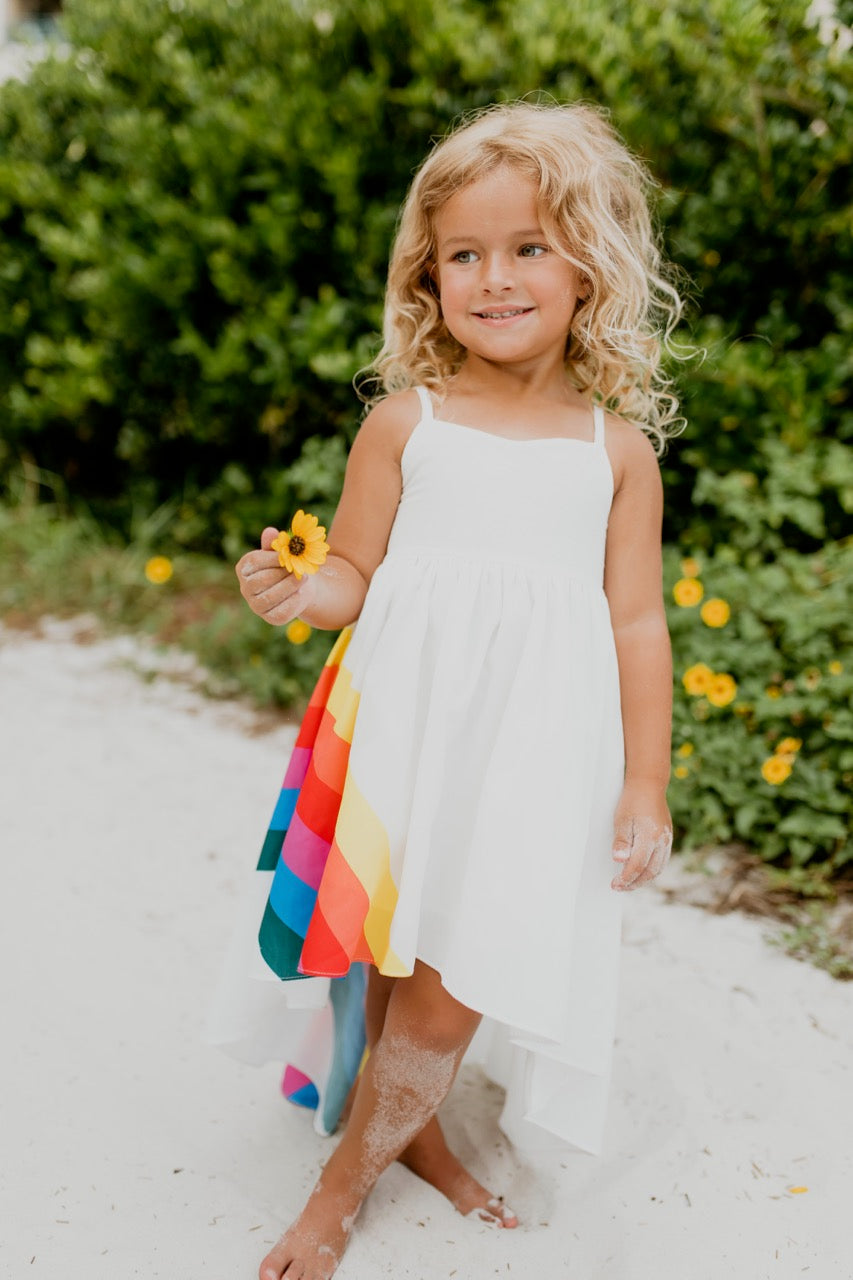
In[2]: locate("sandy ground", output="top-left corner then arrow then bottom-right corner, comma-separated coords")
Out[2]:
2,620 -> 851,1280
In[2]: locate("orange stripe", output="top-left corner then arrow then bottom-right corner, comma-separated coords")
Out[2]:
306,841 -> 370,964
311,706 -> 351,792
295,765 -> 342,846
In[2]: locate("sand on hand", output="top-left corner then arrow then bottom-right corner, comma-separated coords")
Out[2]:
1,622 -> 850,1279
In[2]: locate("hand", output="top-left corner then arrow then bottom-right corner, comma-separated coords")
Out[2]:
235,526 -> 313,626
610,781 -> 673,892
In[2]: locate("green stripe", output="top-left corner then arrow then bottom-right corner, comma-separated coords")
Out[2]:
258,900 -> 308,980
256,829 -> 285,872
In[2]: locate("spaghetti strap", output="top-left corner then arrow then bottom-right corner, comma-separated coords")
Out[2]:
414,385 -> 433,421
593,404 -> 605,447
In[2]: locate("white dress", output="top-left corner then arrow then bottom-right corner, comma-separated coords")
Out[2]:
207,386 -> 625,1156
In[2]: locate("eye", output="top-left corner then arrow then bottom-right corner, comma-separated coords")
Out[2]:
519,243 -> 548,258
451,249 -> 478,264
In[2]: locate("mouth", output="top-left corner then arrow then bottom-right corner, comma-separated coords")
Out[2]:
473,307 -> 534,322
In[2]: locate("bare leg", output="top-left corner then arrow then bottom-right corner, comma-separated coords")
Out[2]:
259,961 -> 484,1280
364,968 -> 518,1227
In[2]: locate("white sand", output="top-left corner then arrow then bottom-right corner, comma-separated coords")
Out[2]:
2,621 -> 850,1279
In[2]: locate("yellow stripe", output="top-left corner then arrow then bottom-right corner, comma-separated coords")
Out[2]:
326,661 -> 360,745
335,769 -> 408,976
324,626 -> 352,669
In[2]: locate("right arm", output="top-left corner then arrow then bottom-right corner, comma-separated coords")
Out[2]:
235,391 -> 419,629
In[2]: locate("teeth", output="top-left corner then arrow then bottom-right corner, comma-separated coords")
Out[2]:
479,309 -> 526,319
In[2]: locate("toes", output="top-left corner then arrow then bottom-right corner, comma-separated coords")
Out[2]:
487,1196 -> 518,1228
465,1196 -> 518,1229
259,1242 -> 291,1280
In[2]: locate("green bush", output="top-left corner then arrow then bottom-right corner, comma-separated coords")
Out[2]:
1,0 -> 850,555
666,538 -> 852,873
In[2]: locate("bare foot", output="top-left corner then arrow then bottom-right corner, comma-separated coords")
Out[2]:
399,1118 -> 518,1228
259,1180 -> 361,1280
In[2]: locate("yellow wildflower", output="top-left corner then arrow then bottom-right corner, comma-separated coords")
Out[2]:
285,619 -> 312,645
674,765 -> 689,779
703,249 -> 721,267
271,510 -> 330,579
828,660 -> 842,675
677,742 -> 694,757
673,577 -> 704,607
765,685 -> 782,699
683,663 -> 714,695
761,756 -> 792,785
707,673 -> 738,707
776,737 -> 802,756
680,556 -> 701,577
144,556 -> 173,584
700,598 -> 730,628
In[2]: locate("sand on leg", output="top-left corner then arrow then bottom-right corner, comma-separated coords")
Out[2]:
259,960 -> 484,1280
362,967 -> 518,1227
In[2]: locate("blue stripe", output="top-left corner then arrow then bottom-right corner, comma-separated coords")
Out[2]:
270,788 -> 298,830
286,1082 -> 320,1110
269,858 -> 317,938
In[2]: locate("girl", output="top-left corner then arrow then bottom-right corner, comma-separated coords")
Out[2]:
236,100 -> 680,1280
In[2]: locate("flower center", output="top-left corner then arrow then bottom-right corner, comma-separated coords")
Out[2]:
288,535 -> 306,555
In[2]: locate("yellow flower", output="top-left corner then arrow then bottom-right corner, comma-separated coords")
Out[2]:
144,556 -> 173,584
707,673 -> 738,707
776,737 -> 802,756
680,556 -> 701,577
765,685 -> 782,699
682,662 -> 714,695
828,660 -> 843,675
761,755 -> 792,785
700,597 -> 731,628
271,510 -> 330,579
677,742 -> 694,757
703,249 -> 721,267
285,619 -> 312,645
802,667 -> 821,690
674,764 -> 689,779
673,577 -> 704,607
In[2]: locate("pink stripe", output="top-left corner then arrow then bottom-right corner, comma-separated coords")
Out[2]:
282,809 -> 331,890
283,746 -> 311,789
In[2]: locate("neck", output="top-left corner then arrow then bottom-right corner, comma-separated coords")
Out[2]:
451,354 -> 582,406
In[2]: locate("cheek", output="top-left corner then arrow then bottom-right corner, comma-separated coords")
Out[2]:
437,282 -> 469,335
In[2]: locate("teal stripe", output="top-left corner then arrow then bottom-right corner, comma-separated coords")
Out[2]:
257,828 -> 285,872
258,900 -> 308,980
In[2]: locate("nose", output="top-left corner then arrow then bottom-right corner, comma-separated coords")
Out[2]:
480,252 -> 514,292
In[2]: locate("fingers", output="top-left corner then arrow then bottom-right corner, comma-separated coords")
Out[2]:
260,526 -> 279,551
235,540 -> 308,626
611,821 -> 672,892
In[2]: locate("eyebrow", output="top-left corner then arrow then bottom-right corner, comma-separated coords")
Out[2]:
439,229 -> 546,247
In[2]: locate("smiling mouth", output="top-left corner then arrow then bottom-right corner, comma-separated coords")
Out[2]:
474,307 -> 534,320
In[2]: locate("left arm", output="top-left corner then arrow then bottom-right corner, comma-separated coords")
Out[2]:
603,421 -> 673,891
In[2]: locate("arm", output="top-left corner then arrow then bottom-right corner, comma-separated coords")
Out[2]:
603,421 -> 673,891
236,392 -> 419,630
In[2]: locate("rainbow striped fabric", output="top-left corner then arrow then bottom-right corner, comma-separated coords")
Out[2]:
257,627 -> 408,982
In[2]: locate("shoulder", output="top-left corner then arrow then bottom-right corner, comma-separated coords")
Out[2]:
352,389 -> 423,468
603,412 -> 662,496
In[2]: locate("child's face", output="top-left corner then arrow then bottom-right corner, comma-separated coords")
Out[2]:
432,166 -> 585,374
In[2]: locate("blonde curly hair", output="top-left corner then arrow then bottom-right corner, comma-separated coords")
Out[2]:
360,100 -> 687,452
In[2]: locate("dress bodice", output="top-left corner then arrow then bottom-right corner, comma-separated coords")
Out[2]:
384,387 -> 614,588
